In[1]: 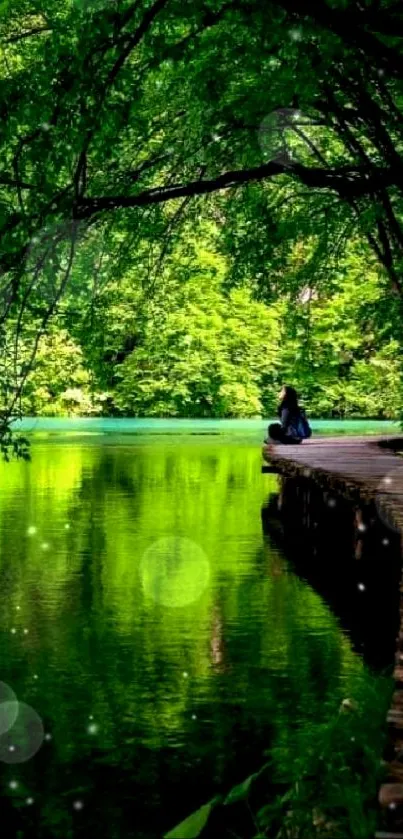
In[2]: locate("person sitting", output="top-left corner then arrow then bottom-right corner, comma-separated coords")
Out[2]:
266,386 -> 311,445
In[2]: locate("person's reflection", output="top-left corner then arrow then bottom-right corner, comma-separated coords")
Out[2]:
261,492 -> 286,576
261,491 -> 282,536
210,603 -> 227,672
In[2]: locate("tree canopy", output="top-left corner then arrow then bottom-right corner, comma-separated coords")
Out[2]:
1,0 -> 403,444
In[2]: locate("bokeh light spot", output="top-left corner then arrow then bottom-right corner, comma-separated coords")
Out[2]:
0,702 -> 44,763
140,537 -> 210,607
258,108 -> 305,168
0,682 -> 18,736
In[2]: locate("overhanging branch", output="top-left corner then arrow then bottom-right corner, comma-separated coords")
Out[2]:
74,161 -> 398,218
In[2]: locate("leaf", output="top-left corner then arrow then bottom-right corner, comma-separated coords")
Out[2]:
164,797 -> 221,839
224,761 -> 273,806
224,773 -> 257,805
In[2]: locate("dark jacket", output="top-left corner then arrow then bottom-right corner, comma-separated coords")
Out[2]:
279,407 -> 302,439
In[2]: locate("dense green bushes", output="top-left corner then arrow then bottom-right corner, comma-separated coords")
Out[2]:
19,245 -> 403,419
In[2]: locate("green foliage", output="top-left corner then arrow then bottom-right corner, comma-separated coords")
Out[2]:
0,423 -> 30,462
113,277 -> 282,418
0,231 -> 400,422
278,244 -> 403,418
1,0 -> 403,436
164,798 -> 222,838
165,675 -> 391,839
21,327 -> 98,416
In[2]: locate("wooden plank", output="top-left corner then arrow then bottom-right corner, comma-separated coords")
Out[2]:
262,437 -> 403,504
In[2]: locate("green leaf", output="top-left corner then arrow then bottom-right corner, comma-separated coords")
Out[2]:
224,761 -> 272,807
224,773 -> 257,805
164,797 -> 221,839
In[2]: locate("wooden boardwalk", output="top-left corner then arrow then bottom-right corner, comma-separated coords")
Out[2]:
263,435 -> 403,527
262,435 -> 403,839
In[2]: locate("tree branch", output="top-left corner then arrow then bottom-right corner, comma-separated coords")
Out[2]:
1,26 -> 52,45
274,0 -> 403,77
0,174 -> 34,189
75,161 -> 398,218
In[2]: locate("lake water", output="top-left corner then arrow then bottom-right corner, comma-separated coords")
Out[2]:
12,416 -> 401,438
0,421 -> 397,838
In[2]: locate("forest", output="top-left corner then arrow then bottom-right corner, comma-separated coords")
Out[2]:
1,0 -> 403,441
16,235 -> 403,421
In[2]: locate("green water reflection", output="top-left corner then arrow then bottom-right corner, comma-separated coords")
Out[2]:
0,436 -> 392,838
